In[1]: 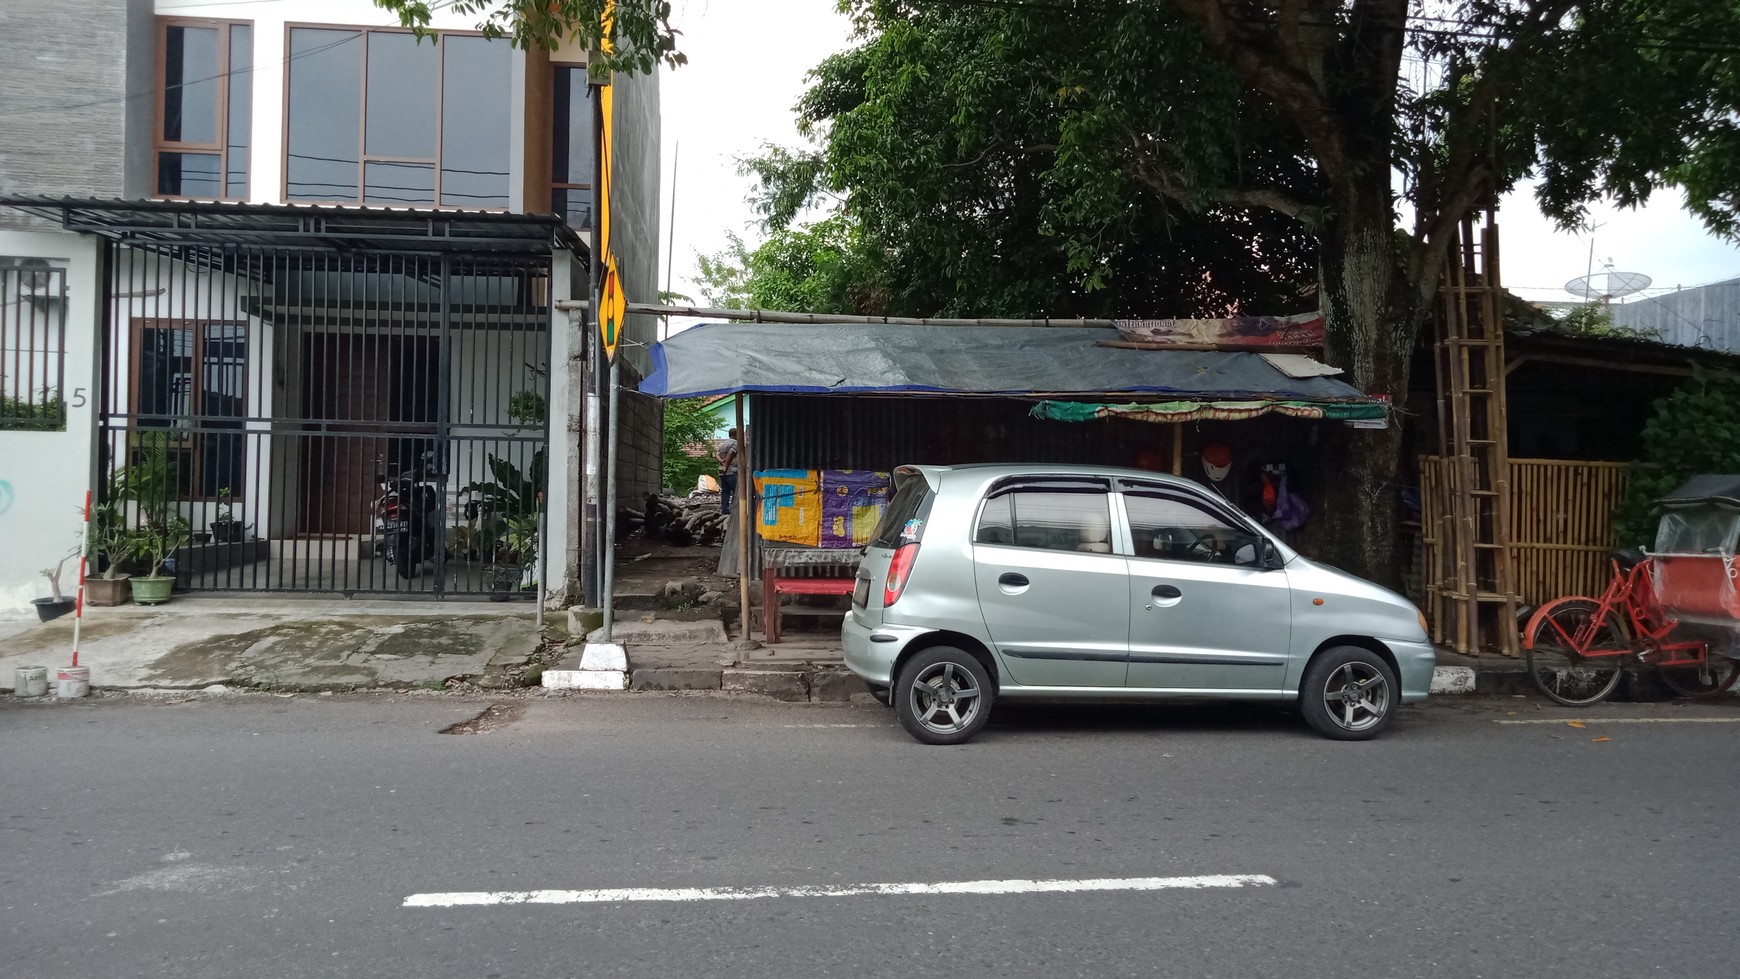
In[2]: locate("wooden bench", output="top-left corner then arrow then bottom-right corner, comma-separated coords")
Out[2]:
761,546 -> 860,644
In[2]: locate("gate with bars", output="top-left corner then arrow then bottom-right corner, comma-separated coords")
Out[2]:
99,239 -> 554,598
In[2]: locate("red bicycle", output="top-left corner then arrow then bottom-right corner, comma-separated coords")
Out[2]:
1523,552 -> 1740,706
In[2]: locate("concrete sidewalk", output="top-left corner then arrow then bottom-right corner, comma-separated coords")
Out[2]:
0,598 -> 547,693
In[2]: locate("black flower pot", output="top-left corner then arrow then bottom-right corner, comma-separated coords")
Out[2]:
32,598 -> 76,622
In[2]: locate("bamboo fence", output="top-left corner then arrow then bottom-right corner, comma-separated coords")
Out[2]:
1422,457 -> 1629,627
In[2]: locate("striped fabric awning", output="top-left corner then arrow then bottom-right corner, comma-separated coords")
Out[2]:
1031,399 -> 1388,424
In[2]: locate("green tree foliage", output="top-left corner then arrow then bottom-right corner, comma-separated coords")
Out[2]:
371,0 -> 684,74
695,217 -> 890,314
755,2 -> 1319,318
755,0 -> 1740,583
1616,375 -> 1740,547
662,398 -> 721,495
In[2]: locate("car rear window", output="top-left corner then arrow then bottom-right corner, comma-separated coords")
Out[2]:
869,470 -> 934,547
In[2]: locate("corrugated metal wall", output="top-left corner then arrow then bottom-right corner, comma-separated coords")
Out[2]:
1610,277 -> 1740,352
751,394 -> 1176,472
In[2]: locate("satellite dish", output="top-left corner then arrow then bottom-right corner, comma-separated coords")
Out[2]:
1565,271 -> 1651,302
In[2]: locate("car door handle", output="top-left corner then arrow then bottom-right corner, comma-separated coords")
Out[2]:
1151,584 -> 1182,599
999,572 -> 1029,588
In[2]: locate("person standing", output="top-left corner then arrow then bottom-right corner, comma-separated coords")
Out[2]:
717,428 -> 741,517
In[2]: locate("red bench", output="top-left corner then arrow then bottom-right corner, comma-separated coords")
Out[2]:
762,572 -> 855,644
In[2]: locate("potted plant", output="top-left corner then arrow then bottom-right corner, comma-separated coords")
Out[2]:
486,515 -> 538,601
127,514 -> 190,605
211,487 -> 245,542
84,502 -> 136,606
33,546 -> 78,621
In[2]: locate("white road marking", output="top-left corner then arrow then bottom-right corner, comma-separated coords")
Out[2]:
403,874 -> 1278,908
1494,716 -> 1740,725
781,723 -> 882,728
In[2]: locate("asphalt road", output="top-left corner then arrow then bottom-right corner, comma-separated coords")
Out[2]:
4,691 -> 1738,979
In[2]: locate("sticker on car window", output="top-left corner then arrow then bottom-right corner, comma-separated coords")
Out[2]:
901,518 -> 924,541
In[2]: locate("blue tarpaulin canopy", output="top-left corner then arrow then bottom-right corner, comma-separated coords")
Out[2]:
640,322 -> 1374,403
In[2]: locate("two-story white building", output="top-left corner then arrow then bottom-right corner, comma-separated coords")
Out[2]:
0,0 -> 663,613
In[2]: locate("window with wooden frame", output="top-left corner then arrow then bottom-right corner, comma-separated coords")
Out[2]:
130,319 -> 249,501
284,27 -> 511,208
155,18 -> 252,200
551,65 -> 594,230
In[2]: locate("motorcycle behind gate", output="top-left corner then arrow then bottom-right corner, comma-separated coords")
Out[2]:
376,451 -> 445,579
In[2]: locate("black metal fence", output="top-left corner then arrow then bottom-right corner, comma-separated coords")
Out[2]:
1,257 -> 68,432
99,242 -> 551,597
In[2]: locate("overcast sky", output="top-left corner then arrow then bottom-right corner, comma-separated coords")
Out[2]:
656,0 -> 1740,319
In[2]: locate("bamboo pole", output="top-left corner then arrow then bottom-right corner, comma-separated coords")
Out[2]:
735,394 -> 750,641
1171,423 -> 1184,476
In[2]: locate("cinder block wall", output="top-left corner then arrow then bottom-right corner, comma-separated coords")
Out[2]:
616,386 -> 665,502
0,0 -> 153,229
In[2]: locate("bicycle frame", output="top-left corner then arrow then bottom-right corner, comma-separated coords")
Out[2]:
1543,558 -> 1709,667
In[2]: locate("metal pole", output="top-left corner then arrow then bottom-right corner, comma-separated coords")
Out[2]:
735,394 -> 750,640
549,299 -> 1119,330
601,357 -> 620,640
535,491 -> 546,631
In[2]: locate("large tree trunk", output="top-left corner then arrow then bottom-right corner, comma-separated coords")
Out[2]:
1299,194 -> 1427,590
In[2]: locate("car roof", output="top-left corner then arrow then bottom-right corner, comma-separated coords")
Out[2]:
899,462 -> 1207,492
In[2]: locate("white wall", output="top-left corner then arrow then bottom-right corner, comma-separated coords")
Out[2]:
0,231 -> 102,619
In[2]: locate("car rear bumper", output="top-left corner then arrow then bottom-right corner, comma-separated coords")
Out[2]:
1389,638 -> 1437,702
841,613 -> 929,687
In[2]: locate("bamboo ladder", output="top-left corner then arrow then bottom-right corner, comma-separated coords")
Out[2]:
1432,206 -> 1521,655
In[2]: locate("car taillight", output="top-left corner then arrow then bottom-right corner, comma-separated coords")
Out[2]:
883,542 -> 920,607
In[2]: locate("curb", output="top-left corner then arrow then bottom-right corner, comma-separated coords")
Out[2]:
627,665 -> 870,703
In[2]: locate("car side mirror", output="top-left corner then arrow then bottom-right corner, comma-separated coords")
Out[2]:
1261,537 -> 1286,571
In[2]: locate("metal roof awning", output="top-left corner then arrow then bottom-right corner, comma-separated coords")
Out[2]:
0,196 -> 586,255
641,322 -> 1376,404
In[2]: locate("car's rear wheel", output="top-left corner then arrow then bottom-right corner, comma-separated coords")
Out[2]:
1299,646 -> 1398,741
893,646 -> 993,745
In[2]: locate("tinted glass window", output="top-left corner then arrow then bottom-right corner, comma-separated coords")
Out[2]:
1000,490 -> 1113,553
551,66 -> 594,185
225,25 -> 251,197
870,473 -> 933,547
1125,493 -> 1263,566
365,31 -> 438,159
365,161 -> 436,206
163,25 -> 219,144
286,29 -> 363,202
974,493 -> 1013,544
440,36 -> 511,208
158,152 -> 221,197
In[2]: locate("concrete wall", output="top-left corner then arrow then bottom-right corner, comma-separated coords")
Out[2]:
1611,277 -> 1740,353
0,231 -> 103,618
0,0 -> 154,228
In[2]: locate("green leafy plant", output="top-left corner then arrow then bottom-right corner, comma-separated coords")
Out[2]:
508,389 -> 547,425
1,390 -> 66,431
461,449 -> 546,518
1616,373 -> 1740,546
87,503 -> 138,580
661,398 -> 722,494
129,514 -> 191,580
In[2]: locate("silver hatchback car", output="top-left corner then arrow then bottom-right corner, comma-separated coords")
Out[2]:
843,464 -> 1435,744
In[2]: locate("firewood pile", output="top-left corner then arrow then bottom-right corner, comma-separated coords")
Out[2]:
619,493 -> 728,547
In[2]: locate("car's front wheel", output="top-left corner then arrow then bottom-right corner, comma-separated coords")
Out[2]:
1299,646 -> 1398,741
893,646 -> 994,745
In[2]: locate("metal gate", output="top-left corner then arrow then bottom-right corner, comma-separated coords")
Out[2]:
100,241 -> 552,597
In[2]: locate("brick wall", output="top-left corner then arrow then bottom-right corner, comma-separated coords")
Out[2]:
0,0 -> 152,230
